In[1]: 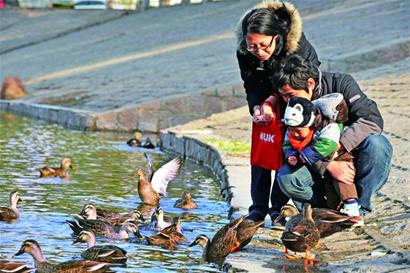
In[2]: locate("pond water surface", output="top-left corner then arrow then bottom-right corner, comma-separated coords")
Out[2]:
0,111 -> 230,272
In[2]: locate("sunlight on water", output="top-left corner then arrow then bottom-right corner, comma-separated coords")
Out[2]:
0,112 -> 229,272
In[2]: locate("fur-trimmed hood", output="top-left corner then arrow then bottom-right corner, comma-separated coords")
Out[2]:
236,0 -> 303,55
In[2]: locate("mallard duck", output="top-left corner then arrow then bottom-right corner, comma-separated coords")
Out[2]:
151,206 -> 180,230
280,203 -> 320,267
0,191 -> 22,221
173,192 -> 198,210
235,218 -> 264,251
0,259 -> 33,273
73,231 -> 127,263
39,158 -> 75,178
66,217 -> 143,240
127,132 -> 155,149
147,216 -> 186,249
136,153 -> 182,206
160,220 -> 187,243
14,240 -> 111,273
188,216 -> 244,262
276,204 -> 356,238
79,204 -> 145,226
146,232 -> 178,250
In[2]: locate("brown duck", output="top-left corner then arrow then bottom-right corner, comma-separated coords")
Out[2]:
173,192 -> 198,210
0,259 -> 33,273
79,204 -> 145,226
137,153 -> 182,206
280,203 -> 320,267
188,216 -> 244,262
0,191 -> 22,221
162,224 -> 186,243
39,158 -> 75,178
73,231 -> 127,264
235,218 -> 264,251
66,217 -> 143,240
146,219 -> 186,249
14,240 -> 111,273
276,204 -> 356,238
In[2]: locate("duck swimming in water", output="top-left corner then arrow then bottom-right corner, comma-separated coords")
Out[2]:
127,131 -> 156,149
14,240 -> 111,273
39,158 -> 75,178
0,191 -> 22,221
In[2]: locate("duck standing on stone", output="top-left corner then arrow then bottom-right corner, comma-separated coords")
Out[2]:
276,204 -> 358,238
73,231 -> 128,264
136,152 -> 182,206
14,240 -> 111,273
0,191 -> 22,221
280,203 -> 320,268
173,192 -> 198,210
39,158 -> 75,178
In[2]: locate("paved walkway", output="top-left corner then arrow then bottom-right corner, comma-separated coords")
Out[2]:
1,1 -> 410,272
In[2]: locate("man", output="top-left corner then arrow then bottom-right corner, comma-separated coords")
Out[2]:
271,54 -> 392,217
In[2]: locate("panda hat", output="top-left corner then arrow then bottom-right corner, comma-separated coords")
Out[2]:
283,96 -> 316,127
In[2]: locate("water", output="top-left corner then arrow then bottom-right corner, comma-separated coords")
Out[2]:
0,111 -> 230,272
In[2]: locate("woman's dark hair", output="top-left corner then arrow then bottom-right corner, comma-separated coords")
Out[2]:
273,54 -> 320,91
242,7 -> 290,37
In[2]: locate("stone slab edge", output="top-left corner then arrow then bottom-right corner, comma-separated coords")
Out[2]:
0,100 -> 94,130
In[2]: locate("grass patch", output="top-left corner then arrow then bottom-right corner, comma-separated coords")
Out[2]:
201,137 -> 250,154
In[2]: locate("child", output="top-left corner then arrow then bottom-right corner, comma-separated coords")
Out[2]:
282,94 -> 362,222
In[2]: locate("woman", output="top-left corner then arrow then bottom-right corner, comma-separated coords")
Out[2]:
236,1 -> 320,226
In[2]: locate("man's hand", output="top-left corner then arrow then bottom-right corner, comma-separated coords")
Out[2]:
326,161 -> 355,185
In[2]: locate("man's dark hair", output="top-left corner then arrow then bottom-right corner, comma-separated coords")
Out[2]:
273,54 -> 320,91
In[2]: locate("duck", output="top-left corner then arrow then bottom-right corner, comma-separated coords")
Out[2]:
73,231 -> 127,263
0,259 -> 33,273
160,220 -> 187,243
39,158 -> 75,178
151,206 -> 180,230
276,204 -> 356,238
14,240 -> 111,273
280,203 -> 320,267
136,153 -> 182,206
173,192 -> 198,210
0,191 -> 22,221
66,217 -> 143,240
146,232 -> 178,250
235,218 -> 264,251
127,131 -> 156,149
79,204 -> 145,226
147,217 -> 186,249
188,216 -> 244,262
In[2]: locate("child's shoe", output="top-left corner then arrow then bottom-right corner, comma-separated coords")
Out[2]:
340,199 -> 364,226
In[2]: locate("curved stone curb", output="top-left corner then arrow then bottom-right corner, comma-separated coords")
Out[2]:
159,130 -> 233,204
